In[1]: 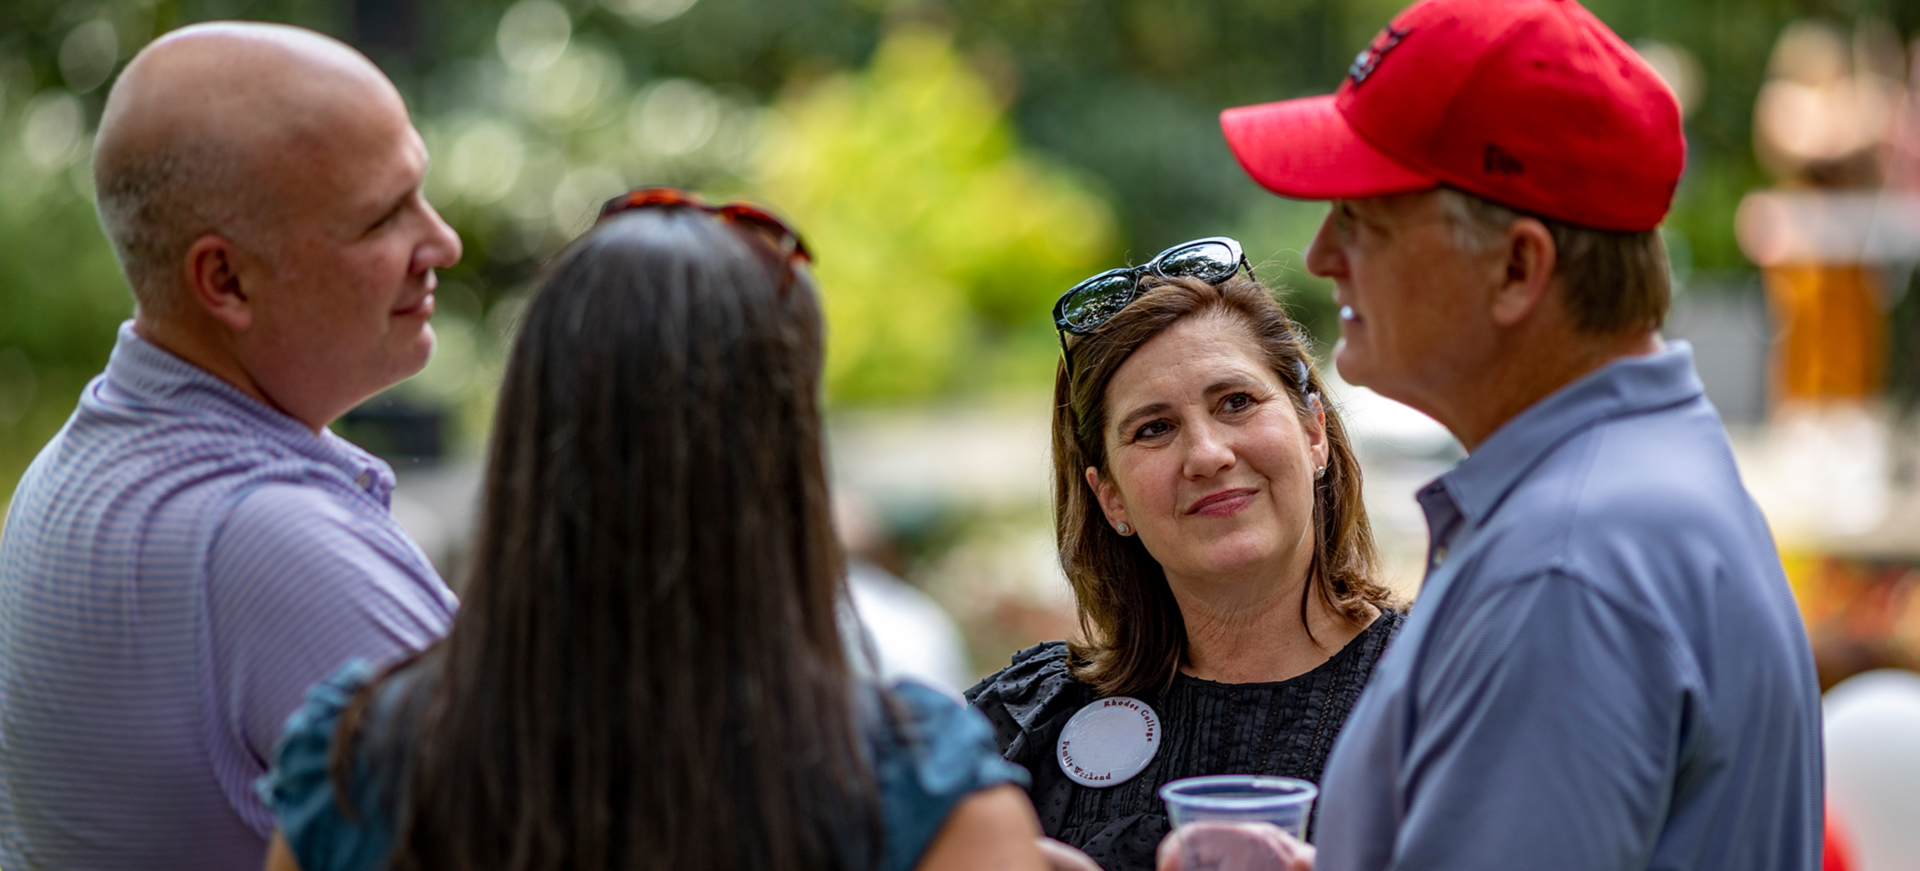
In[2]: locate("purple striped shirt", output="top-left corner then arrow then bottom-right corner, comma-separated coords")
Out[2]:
0,322 -> 457,871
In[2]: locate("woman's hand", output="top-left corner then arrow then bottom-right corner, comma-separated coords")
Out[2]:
1156,822 -> 1316,871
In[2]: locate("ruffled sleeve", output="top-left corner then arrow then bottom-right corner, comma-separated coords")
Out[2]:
872,680 -> 1033,871
964,641 -> 1092,776
254,659 -> 398,871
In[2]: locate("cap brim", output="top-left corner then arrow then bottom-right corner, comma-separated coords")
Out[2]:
1221,95 -> 1435,200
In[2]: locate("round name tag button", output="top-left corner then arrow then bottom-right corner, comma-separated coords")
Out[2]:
1056,696 -> 1161,788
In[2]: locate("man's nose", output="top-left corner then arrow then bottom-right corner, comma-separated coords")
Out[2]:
415,200 -> 463,272
1304,208 -> 1343,279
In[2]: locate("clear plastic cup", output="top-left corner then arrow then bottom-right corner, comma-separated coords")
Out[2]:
1152,778 -> 1320,867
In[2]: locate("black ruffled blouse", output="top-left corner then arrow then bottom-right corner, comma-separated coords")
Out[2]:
964,609 -> 1404,871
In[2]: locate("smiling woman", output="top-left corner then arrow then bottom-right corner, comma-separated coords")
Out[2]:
966,267 -> 1402,871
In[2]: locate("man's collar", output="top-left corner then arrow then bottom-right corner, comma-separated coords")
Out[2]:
102,321 -> 396,496
1438,341 -> 1705,527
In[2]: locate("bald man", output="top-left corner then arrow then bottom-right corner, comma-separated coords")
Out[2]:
0,23 -> 461,870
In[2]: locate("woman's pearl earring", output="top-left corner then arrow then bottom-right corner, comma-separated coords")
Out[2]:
1115,522 -> 1132,536
1315,465 -> 1328,480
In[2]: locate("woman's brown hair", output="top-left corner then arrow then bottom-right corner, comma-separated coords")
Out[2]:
1053,273 -> 1393,698
330,207 -> 880,871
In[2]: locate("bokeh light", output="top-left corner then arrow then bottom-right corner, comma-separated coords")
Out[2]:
496,0 -> 571,73
57,19 -> 117,94
600,0 -> 699,26
632,78 -> 720,157
22,91 -> 84,169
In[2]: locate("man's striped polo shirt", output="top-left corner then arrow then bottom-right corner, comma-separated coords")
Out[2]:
0,322 -> 456,870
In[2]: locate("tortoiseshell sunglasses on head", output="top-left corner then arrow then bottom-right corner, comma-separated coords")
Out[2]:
597,187 -> 813,267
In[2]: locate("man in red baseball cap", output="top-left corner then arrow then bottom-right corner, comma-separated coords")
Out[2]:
1191,1 -> 1825,870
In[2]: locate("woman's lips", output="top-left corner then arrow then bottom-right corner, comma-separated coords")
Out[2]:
1187,488 -> 1257,517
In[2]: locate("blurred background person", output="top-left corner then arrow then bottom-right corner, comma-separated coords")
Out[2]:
968,248 -> 1401,871
0,23 -> 461,871
257,191 -> 1048,871
840,493 -> 973,696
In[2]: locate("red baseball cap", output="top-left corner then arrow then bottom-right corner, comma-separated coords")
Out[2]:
1220,0 -> 1684,232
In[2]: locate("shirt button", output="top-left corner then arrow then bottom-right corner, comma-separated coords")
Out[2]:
353,472 -> 372,490
1431,546 -> 1449,567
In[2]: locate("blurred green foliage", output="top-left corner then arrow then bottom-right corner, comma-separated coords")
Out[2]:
3,0 -> 1919,505
0,85 -> 131,497
757,25 -> 1114,400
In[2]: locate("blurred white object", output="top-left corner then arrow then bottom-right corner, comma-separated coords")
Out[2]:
1751,19 -> 1904,179
1735,191 -> 1920,266
1321,371 -> 1457,460
844,559 -> 969,696
1764,404 -> 1893,540
1634,40 -> 1705,119
1823,669 -> 1920,871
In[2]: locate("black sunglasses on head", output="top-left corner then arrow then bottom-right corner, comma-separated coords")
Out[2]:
1052,237 -> 1250,377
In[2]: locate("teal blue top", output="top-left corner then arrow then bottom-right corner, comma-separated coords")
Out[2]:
259,660 -> 1028,871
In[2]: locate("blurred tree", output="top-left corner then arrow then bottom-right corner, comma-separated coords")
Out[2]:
755,24 -> 1115,401
0,116 -> 130,498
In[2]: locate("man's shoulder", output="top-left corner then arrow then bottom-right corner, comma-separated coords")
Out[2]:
2,402 -> 344,570
1491,400 -> 1758,554
222,479 -> 375,529
210,481 -> 435,591
1462,400 -> 1783,648
29,388 -> 319,502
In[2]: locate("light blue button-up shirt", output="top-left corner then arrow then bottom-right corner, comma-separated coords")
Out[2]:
0,323 -> 457,871
1316,343 -> 1822,871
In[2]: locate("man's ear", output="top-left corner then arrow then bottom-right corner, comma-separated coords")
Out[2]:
1085,466 -> 1131,534
1489,218 -> 1557,328
183,234 -> 252,331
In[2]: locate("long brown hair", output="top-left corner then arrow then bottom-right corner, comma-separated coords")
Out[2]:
332,207 -> 879,870
1053,273 -> 1392,698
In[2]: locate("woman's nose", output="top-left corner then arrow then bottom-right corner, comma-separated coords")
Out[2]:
1182,424 -> 1236,479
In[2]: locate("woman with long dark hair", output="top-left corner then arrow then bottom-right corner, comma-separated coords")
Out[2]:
967,240 -> 1403,871
257,190 -> 1048,871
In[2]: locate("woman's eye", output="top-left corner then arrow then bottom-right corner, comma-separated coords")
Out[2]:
1222,393 -> 1255,413
1134,420 -> 1172,440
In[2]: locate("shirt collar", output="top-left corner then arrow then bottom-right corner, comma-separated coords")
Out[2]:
100,321 -> 397,500
1436,340 -> 1705,528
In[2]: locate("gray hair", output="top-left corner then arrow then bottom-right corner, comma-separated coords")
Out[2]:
1434,186 -> 1671,335
93,139 -> 272,319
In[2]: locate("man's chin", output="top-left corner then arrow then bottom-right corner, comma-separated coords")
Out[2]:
1332,338 -> 1372,388
392,324 -> 436,382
